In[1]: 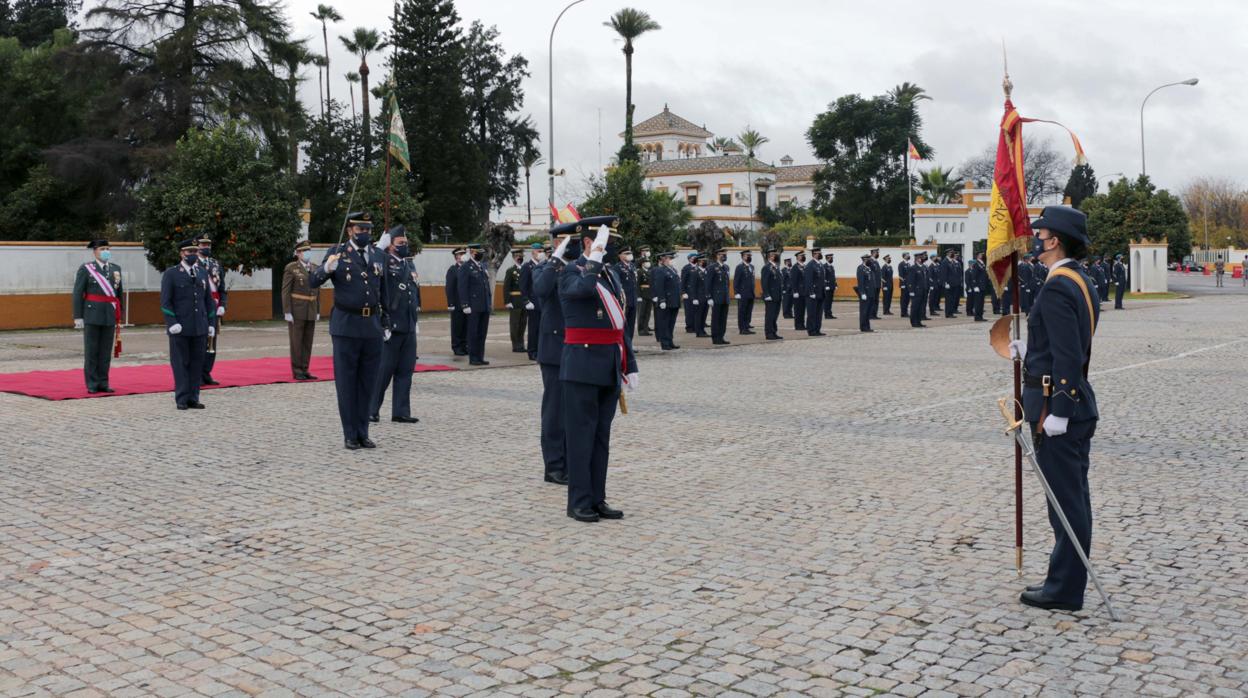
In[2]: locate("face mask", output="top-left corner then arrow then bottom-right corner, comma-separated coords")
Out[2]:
537,252 -> 547,262
296,251 -> 305,261
743,256 -> 751,263
184,253 -> 199,265
395,244 -> 410,257
621,254 -> 633,263
99,250 -> 112,262
641,260 -> 650,268
1031,235 -> 1046,257
200,248 -> 211,258
353,232 -> 372,247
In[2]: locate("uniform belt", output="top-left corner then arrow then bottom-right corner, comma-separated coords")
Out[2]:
291,293 -> 317,301
564,327 -> 627,376
211,291 -> 221,301
335,303 -> 380,317
1022,374 -> 1051,390
508,291 -> 521,295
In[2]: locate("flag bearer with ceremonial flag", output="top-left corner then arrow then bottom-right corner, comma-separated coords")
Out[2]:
72,239 -> 124,394
558,217 -> 638,523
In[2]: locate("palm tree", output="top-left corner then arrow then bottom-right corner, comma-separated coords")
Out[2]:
310,5 -> 343,112
706,136 -> 735,154
916,166 -> 964,204
604,8 -> 661,162
890,81 -> 931,150
738,127 -> 770,230
522,147 -> 544,224
311,54 -> 328,118
345,71 -> 360,121
340,27 -> 388,162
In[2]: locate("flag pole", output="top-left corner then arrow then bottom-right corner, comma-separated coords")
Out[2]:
906,146 -> 914,242
1003,42 -> 1024,577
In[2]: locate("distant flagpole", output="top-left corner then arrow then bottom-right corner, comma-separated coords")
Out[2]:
906,144 -> 913,242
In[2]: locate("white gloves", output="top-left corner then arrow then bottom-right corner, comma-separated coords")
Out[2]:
764,296 -> 772,301
734,294 -> 741,299
623,372 -> 639,392
681,293 -> 689,299
1042,414 -> 1069,437
910,292 -> 916,297
651,297 -> 658,303
792,293 -> 799,298
376,231 -> 392,251
169,323 -> 182,335
324,254 -> 339,273
809,294 -> 816,299
945,283 -> 950,289
861,294 -> 868,300
552,234 -> 571,261
692,299 -> 699,306
1008,339 -> 1027,360
414,323 -> 420,336
974,287 -> 980,293
588,225 -> 610,263
463,307 -> 472,315
208,326 -> 215,338
284,313 -> 294,323
384,329 -> 392,342
315,314 -> 320,322
708,300 -> 714,307
660,302 -> 667,310
217,306 -> 226,317
505,303 -> 513,309
525,302 -> 535,310
73,318 -> 84,330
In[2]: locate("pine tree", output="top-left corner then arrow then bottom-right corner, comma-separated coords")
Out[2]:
1063,163 -> 1098,208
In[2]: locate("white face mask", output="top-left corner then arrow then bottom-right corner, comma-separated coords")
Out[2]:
537,252 -> 547,262
621,254 -> 633,263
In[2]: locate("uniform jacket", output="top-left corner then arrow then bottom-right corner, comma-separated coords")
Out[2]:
1112,261 -> 1127,285
826,263 -> 838,292
72,260 -> 124,326
503,264 -> 524,307
1023,261 -> 1099,423
281,258 -> 321,321
380,253 -> 420,334
926,262 -> 941,289
160,262 -> 216,337
614,260 -> 638,308
791,262 -> 807,295
804,259 -> 826,299
445,262 -> 461,311
761,262 -> 781,300
698,265 -> 712,302
680,264 -> 695,299
856,263 -> 874,297
867,258 -> 882,291
637,264 -> 652,297
519,259 -> 538,309
310,242 -> 388,339
532,260 -> 565,366
733,262 -> 756,299
457,257 -> 493,313
909,263 -> 929,295
652,264 -> 681,306
558,256 -> 638,387
1018,262 -> 1035,296
708,261 -> 730,304
898,260 -> 911,289
199,256 -> 228,309
781,266 -> 791,294
881,263 -> 894,288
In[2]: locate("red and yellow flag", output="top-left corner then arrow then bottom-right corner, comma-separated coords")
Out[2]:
986,99 -> 1033,295
907,139 -> 921,160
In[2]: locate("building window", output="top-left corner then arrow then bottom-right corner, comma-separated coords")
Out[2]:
756,188 -> 767,210
719,184 -> 732,206
684,187 -> 699,206
959,222 -> 964,233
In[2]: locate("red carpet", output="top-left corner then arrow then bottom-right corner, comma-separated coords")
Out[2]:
0,355 -> 457,401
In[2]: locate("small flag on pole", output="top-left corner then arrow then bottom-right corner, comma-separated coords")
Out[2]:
387,92 -> 411,172
907,139 -> 922,160
565,203 -> 581,221
985,99 -> 1032,295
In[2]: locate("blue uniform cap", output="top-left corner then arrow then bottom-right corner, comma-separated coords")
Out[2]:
1031,205 -> 1089,246
530,242 -> 543,249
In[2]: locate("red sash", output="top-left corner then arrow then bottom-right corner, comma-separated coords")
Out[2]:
564,327 -> 627,376
83,293 -> 121,325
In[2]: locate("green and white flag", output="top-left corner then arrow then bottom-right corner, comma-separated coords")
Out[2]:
387,92 -> 411,172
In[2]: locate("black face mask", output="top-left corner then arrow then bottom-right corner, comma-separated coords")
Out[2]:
395,244 -> 410,257
562,244 -> 580,261
353,232 -> 372,247
199,248 -> 211,258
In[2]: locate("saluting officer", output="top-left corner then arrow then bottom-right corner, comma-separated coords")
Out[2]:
310,212 -> 389,450
856,253 -> 875,332
1112,254 -> 1127,309
281,240 -> 321,380
803,249 -> 825,336
370,226 -> 421,425
881,254 -> 895,315
458,243 -> 492,366
614,245 -> 639,342
908,251 -> 929,328
558,218 -> 638,523
161,238 -> 216,410
73,239 -> 124,394
708,249 -> 731,345
535,230 -> 573,485
1009,205 -> 1100,612
446,248 -> 469,357
761,249 -> 783,340
504,248 -> 527,353
733,250 -> 756,335
520,243 -> 543,359
650,250 -> 681,350
636,246 -> 654,335
194,236 -> 228,385
898,252 -> 911,318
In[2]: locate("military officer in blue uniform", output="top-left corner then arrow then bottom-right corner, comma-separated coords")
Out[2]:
908,251 -> 929,328
680,252 -> 698,334
697,255 -> 712,336
760,250 -> 783,340
708,248 -> 731,344
73,239 -> 124,393
791,251 -> 807,331
195,235 -> 228,385
636,245 -> 654,336
880,254 -> 895,315
161,238 -> 217,410
310,212 -> 389,449
520,243 -> 543,359
458,243 -> 493,366
803,250 -> 825,336
927,253 -> 943,316
614,245 -> 639,342
1090,256 -> 1108,310
855,253 -> 875,332
650,250 -> 681,350
822,251 -> 837,320
781,258 -> 794,319
1112,254 -> 1127,309
559,217 -> 638,523
1018,253 -> 1036,314
966,252 -> 989,322
534,229 -> 572,485
866,249 -> 882,319
733,250 -> 756,335
898,252 -> 911,318
370,226 -> 421,425
1009,205 -> 1100,613
446,248 -> 469,356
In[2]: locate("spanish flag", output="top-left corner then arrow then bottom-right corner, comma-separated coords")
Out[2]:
907,139 -> 921,160
985,99 -> 1032,295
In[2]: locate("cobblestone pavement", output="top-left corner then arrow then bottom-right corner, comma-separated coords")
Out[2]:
2,295 -> 1246,697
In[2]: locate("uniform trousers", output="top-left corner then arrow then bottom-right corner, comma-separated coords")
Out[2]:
540,363 -> 566,477
450,309 -> 468,354
858,296 -> 871,331
763,299 -> 780,337
202,316 -> 220,380
466,312 -> 489,362
562,379 -> 617,512
624,305 -> 636,343
371,330 -> 416,419
806,297 -> 823,335
288,319 -> 316,376
169,334 -> 206,406
711,302 -> 728,340
83,323 -> 114,391
900,285 -> 909,316
637,297 -> 653,333
910,291 -> 927,327
793,296 -> 806,331
1033,418 -> 1097,606
823,290 -> 835,318
782,290 -> 793,318
683,299 -> 696,332
882,285 -> 894,314
736,298 -> 754,333
331,334 -> 381,441
508,307 -> 527,351
526,308 -> 541,357
1114,285 -> 1125,309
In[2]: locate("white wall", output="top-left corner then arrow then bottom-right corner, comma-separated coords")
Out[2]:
1130,243 -> 1168,293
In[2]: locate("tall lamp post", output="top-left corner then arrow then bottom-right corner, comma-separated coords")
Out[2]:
549,0 -> 589,224
1139,78 -> 1198,177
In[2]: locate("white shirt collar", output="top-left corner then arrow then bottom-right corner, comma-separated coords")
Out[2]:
1050,258 -> 1074,270
181,260 -> 195,273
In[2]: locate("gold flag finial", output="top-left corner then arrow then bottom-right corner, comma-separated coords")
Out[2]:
1002,40 -> 1013,99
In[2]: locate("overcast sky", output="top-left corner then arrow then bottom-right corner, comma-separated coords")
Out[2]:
288,0 -> 1238,205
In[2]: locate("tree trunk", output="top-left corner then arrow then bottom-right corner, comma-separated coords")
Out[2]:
360,60 -> 371,163
288,76 -> 299,173
321,24 -> 331,110
525,169 -> 531,224
175,0 -> 196,135
349,84 -> 356,121
317,70 -> 324,118
623,42 -> 634,147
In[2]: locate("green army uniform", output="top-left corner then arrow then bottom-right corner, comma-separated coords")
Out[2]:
503,251 -> 527,352
282,240 -> 321,380
72,240 -> 124,393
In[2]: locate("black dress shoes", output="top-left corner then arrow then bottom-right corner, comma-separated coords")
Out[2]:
1019,589 -> 1082,612
176,404 -> 188,410
712,339 -> 730,345
344,440 -> 361,450
829,315 -> 837,319
1025,582 -> 1044,593
883,311 -> 893,315
392,416 -> 420,423
741,330 -> 756,335
359,438 -> 377,449
638,330 -> 652,336
202,377 -> 220,386
695,333 -> 709,338
469,360 -> 490,366
369,414 -> 380,423
101,387 -> 116,393
861,329 -> 875,333
304,373 -> 319,380
187,401 -> 205,409
567,507 -> 599,522
765,335 -> 782,340
668,344 -> 680,350
544,471 -> 569,485
593,502 -> 624,519
660,345 -> 673,350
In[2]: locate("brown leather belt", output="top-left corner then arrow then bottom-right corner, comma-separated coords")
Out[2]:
292,293 -> 317,301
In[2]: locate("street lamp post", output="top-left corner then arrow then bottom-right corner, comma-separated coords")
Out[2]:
1139,78 -> 1198,177
549,0 -> 589,224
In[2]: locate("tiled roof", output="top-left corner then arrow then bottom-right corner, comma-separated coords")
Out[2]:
643,155 -> 777,176
628,106 -> 714,138
775,164 -> 822,183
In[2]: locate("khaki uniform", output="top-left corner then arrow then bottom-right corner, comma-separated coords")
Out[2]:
281,258 -> 321,377
503,263 -> 526,352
